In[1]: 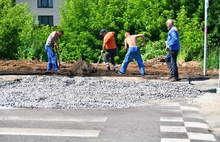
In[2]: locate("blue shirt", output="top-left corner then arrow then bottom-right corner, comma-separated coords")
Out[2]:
167,25 -> 180,50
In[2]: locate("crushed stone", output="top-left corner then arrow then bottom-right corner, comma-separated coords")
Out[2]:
0,76 -> 203,109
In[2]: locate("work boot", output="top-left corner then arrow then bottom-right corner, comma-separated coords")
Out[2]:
45,70 -> 52,74
169,78 -> 180,82
107,66 -> 111,71
167,75 -> 174,80
118,71 -> 125,75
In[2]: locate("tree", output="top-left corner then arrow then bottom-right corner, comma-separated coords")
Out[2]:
0,0 -> 34,59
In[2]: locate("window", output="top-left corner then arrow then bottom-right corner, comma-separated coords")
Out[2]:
38,0 -> 53,8
38,16 -> 53,26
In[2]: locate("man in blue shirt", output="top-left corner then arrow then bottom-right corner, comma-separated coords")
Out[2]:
165,19 -> 180,81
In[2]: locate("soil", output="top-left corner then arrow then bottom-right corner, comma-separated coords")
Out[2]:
0,56 -> 218,80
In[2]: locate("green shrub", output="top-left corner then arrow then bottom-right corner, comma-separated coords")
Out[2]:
206,45 -> 219,69
140,40 -> 166,61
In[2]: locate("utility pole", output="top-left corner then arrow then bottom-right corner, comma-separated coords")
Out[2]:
217,49 -> 220,93
204,0 -> 209,76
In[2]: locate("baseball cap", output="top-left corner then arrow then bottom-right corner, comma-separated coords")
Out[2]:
100,29 -> 106,35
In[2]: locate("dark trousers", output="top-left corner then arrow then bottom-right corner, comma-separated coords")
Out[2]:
104,48 -> 117,66
165,50 -> 179,79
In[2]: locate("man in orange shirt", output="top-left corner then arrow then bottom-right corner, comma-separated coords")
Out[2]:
100,29 -> 117,71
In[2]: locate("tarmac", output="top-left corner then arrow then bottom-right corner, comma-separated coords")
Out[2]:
1,75 -> 220,140
104,75 -> 220,140
188,77 -> 220,140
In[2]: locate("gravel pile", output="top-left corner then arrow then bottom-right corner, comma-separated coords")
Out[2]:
0,76 -> 202,109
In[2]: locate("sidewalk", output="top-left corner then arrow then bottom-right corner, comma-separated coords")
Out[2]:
190,78 -> 220,140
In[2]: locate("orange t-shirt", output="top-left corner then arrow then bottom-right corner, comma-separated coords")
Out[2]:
104,32 -> 117,49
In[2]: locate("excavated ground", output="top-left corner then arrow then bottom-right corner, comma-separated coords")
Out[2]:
0,56 -> 218,80
0,57 -> 219,109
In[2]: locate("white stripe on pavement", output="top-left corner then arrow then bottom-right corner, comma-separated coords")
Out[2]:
160,126 -> 187,133
161,138 -> 190,142
161,109 -> 182,113
0,128 -> 100,137
0,107 -> 24,110
160,117 -> 184,122
183,113 -> 203,119
180,106 -> 198,111
184,122 -> 211,129
187,132 -> 216,141
161,103 -> 180,107
0,116 -> 107,122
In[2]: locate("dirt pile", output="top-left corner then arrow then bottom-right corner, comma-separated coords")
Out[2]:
69,58 -> 97,76
0,57 -> 218,79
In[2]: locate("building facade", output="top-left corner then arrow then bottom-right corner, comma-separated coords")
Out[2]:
15,0 -> 61,26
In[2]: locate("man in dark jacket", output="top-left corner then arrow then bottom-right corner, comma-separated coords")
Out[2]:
165,19 -> 180,82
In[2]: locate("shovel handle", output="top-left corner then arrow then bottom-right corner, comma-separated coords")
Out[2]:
95,52 -> 103,68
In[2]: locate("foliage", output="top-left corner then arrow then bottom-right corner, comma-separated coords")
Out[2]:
0,1 -> 34,59
18,26 -> 56,61
0,0 -> 219,69
140,41 -> 166,61
176,6 -> 204,61
206,44 -> 220,69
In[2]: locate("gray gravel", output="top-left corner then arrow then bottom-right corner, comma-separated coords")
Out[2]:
0,76 -> 202,109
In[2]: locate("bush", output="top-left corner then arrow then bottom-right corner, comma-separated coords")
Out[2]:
140,40 -> 166,61
206,45 -> 220,69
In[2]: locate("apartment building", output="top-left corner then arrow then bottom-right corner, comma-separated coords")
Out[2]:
15,0 -> 62,26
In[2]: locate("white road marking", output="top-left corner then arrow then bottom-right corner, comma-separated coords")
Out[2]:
0,128 -> 100,137
160,117 -> 183,122
184,122 -> 211,129
161,138 -> 190,142
183,113 -> 203,119
161,108 -> 182,113
161,103 -> 180,107
160,126 -> 187,133
0,107 -> 23,110
180,106 -> 198,111
187,132 -> 216,141
0,116 -> 107,123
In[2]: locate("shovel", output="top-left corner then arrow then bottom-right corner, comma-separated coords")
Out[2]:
91,52 -> 103,73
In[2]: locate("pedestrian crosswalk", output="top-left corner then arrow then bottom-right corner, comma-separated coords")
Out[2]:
0,108 -> 107,139
0,102 -> 218,142
160,102 -> 216,142
0,128 -> 100,137
0,116 -> 107,122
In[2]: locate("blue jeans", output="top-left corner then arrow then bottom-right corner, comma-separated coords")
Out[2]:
119,47 -> 145,74
45,45 -> 59,71
165,50 -> 179,78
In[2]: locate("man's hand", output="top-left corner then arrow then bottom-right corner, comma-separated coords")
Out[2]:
166,47 -> 173,54
101,50 -> 105,53
165,41 -> 168,47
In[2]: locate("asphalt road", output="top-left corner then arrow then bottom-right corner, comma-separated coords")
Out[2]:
0,101 -> 217,142
0,75 -> 219,142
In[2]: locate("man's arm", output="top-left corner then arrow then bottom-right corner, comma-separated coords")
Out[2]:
53,32 -> 59,53
124,39 -> 128,50
102,43 -> 106,52
167,30 -> 178,49
135,34 -> 146,46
